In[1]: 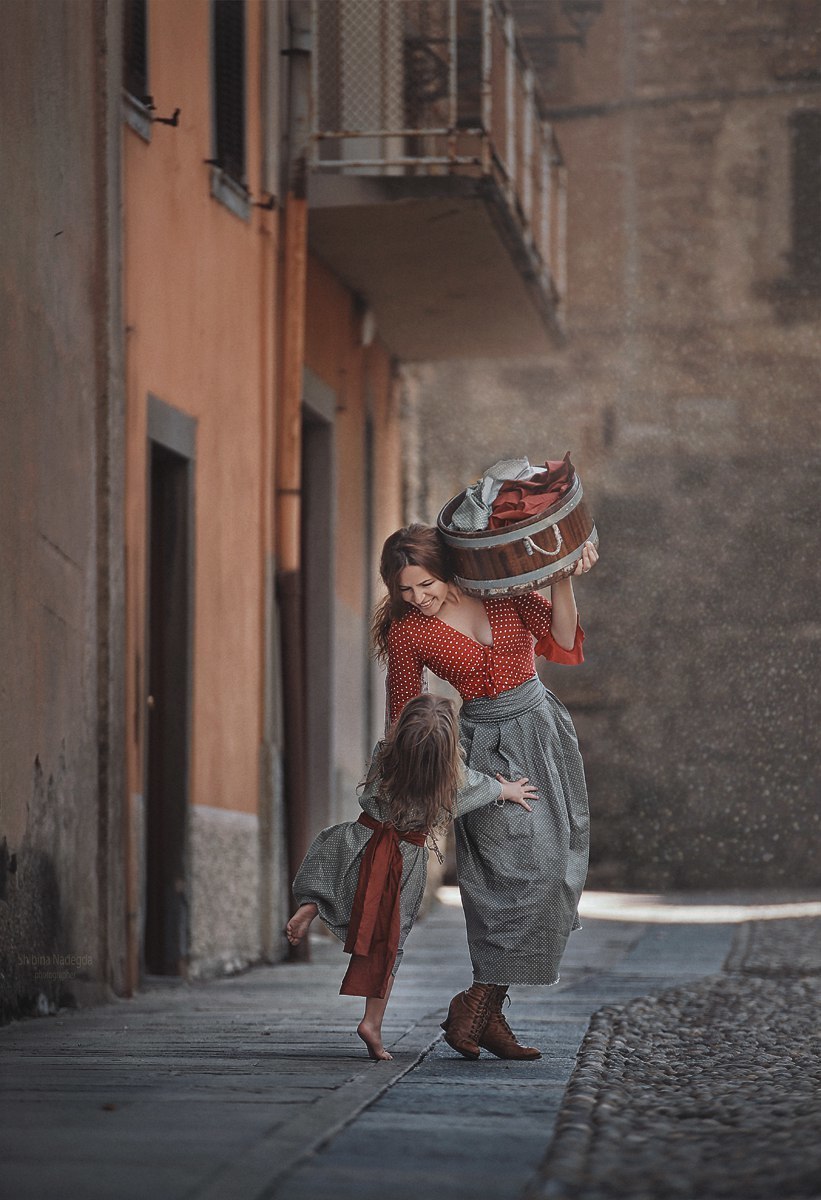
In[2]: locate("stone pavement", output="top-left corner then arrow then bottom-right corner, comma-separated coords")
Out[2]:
0,894 -> 817,1200
527,915 -> 821,1200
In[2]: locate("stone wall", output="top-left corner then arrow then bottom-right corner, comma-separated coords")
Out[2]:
408,0 -> 821,888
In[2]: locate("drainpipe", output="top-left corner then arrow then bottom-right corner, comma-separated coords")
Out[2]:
277,0 -> 311,961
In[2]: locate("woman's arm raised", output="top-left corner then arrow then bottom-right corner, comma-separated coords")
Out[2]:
512,589 -> 584,663
551,540 -> 598,650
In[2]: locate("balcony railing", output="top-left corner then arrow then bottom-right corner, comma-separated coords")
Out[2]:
310,0 -> 567,313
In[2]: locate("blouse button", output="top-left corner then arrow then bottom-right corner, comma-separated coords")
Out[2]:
481,645 -> 494,696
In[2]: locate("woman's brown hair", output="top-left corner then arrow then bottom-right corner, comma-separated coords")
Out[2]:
370,694 -> 464,833
371,523 -> 454,663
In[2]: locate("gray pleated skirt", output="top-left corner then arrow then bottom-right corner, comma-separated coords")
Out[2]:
456,675 -> 590,986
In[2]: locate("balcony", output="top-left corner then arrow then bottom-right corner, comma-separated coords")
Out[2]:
308,0 -> 566,360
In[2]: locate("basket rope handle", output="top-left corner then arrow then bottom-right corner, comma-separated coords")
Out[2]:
522,527 -> 563,558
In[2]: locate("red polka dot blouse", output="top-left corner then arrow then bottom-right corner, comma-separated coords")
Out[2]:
386,591 -> 584,724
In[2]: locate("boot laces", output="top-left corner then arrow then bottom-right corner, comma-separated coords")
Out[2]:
467,990 -> 493,1037
494,1010 -> 515,1037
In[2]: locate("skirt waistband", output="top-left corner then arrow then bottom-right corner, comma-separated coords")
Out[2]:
460,676 -> 545,723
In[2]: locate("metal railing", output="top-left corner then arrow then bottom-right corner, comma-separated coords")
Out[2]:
310,0 -> 566,309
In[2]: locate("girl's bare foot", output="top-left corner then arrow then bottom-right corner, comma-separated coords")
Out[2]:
285,902 -> 318,945
356,1019 -> 393,1061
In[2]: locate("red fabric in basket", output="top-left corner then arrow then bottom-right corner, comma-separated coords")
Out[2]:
488,453 -> 575,530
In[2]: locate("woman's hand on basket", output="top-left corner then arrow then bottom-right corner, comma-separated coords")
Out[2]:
495,774 -> 539,811
572,539 -> 599,577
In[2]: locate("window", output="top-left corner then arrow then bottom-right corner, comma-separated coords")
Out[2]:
123,0 -> 148,102
790,111 -> 821,282
212,0 -> 247,187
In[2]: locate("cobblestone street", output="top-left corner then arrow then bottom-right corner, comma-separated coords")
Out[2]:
530,917 -> 821,1200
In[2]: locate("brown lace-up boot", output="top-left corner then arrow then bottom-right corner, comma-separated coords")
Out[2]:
478,985 -> 542,1060
440,983 -> 495,1059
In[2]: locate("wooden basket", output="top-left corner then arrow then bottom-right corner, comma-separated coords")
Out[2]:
436,472 -> 598,597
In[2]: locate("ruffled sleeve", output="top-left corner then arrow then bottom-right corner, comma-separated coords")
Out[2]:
386,619 -> 425,723
512,591 -> 585,665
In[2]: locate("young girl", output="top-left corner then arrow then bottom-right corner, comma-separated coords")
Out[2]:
286,693 -> 537,1061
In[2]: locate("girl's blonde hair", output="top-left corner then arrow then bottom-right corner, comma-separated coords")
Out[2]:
370,694 -> 464,833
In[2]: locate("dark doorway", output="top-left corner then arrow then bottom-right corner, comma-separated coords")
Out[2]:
301,404 -> 335,832
144,440 -> 193,976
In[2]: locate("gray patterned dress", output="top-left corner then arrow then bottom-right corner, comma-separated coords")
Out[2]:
292,748 -> 502,977
386,593 -> 590,986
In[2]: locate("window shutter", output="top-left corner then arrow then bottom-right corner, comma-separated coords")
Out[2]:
214,0 -> 247,186
124,0 -> 148,101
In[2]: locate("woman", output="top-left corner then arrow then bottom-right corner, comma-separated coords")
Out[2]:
373,524 -> 598,1061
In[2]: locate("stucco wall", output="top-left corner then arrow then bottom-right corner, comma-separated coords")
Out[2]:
304,256 -> 404,826
123,0 -> 278,980
0,0 -> 126,1017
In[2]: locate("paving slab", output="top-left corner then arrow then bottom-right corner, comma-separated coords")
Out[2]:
269,905 -> 734,1200
0,896 -> 738,1200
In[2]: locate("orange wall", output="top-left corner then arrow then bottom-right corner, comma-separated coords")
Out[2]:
124,0 -> 276,830
304,254 -> 403,792
304,255 -> 401,620
366,345 -> 403,565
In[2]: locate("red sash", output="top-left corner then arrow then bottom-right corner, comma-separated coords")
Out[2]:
339,813 -> 427,999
